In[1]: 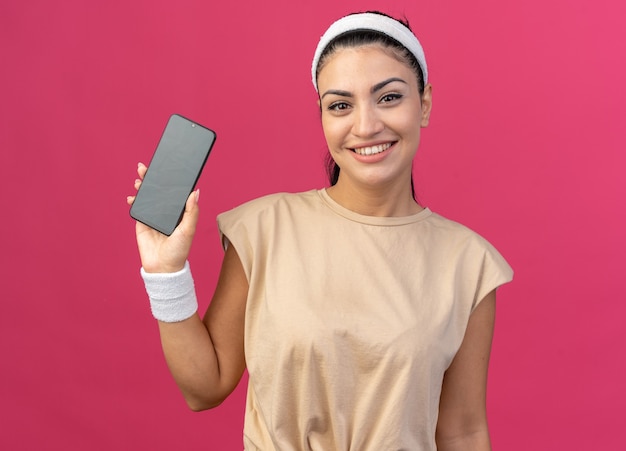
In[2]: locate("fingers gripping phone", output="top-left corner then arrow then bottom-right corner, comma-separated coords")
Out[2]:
130,114 -> 216,236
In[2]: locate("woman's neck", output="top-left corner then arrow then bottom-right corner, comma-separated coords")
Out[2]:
325,181 -> 423,217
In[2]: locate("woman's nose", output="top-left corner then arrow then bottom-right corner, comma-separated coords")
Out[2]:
352,105 -> 383,137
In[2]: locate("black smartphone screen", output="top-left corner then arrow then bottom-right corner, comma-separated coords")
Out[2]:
130,114 -> 216,235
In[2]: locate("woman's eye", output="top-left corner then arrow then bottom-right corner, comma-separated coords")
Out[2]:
328,101 -> 350,111
380,93 -> 402,103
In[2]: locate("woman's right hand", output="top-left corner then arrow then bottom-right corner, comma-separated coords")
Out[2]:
127,162 -> 200,273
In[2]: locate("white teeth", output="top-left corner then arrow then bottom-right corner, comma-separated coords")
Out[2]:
353,143 -> 392,156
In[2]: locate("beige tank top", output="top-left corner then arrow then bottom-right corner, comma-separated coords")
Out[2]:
217,189 -> 513,450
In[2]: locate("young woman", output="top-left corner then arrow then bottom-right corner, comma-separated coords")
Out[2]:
128,11 -> 513,451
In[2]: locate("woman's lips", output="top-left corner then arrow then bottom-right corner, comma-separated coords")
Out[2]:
351,142 -> 393,156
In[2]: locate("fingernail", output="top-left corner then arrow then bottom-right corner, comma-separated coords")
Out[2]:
195,189 -> 200,202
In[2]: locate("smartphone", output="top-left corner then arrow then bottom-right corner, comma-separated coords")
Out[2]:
130,114 -> 216,235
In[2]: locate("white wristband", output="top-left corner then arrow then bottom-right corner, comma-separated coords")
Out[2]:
140,261 -> 198,322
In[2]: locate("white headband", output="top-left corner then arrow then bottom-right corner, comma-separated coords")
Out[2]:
311,12 -> 428,92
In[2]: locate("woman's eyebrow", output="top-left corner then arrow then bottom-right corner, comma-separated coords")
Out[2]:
321,89 -> 352,100
371,77 -> 407,93
321,77 -> 407,100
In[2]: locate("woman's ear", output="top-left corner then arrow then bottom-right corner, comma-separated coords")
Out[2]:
420,84 -> 433,127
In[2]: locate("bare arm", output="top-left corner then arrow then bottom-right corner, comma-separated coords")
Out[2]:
128,163 -> 247,411
436,290 -> 497,451
158,244 -> 247,411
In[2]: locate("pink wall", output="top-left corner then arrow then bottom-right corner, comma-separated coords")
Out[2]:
1,0 -> 624,449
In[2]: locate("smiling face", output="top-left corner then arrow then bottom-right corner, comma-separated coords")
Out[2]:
317,44 -> 432,206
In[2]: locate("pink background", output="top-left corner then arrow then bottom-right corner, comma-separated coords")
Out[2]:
1,0 -> 624,449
